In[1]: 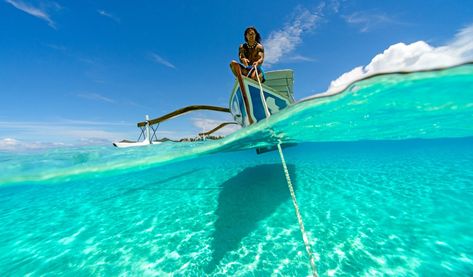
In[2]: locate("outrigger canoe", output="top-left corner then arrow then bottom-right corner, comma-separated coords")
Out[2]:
113,67 -> 295,148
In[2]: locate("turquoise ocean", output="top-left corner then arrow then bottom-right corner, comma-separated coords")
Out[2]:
1,64 -> 472,276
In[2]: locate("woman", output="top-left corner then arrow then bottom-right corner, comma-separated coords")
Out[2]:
230,26 -> 265,82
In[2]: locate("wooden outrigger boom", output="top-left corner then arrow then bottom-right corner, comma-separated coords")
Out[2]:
198,122 -> 238,137
137,105 -> 230,127
113,105 -> 232,148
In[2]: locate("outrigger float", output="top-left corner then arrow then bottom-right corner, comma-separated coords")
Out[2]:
113,65 -> 295,148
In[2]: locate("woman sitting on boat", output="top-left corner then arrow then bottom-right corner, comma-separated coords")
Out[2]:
230,26 -> 266,82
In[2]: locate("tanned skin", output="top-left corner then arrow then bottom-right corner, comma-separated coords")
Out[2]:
230,27 -> 265,81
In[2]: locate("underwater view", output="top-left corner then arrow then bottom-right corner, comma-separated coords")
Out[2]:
1,64 -> 472,275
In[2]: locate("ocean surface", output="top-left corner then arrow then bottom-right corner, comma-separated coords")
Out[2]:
1,64 -> 472,276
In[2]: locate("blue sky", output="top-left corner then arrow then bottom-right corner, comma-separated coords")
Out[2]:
1,0 -> 472,148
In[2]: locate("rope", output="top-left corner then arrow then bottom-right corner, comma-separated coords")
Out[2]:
254,66 -> 271,118
277,143 -> 318,277
254,66 -> 318,277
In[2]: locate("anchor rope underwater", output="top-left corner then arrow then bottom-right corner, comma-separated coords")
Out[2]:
254,67 -> 319,277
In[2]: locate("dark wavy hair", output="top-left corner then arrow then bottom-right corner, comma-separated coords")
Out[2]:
244,26 -> 261,43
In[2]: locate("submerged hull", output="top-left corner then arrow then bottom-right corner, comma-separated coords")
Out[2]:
229,70 -> 294,127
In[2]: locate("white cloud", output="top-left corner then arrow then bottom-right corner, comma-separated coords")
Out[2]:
43,43 -> 66,51
191,118 -> 240,136
287,54 -> 317,63
77,93 -> 116,103
0,116 -> 239,150
343,11 -> 401,33
0,138 -> 67,151
150,52 -> 176,69
0,138 -> 20,150
264,5 -> 325,66
97,9 -> 120,23
55,119 -> 130,126
315,24 -> 473,96
328,0 -> 342,13
64,129 -> 123,140
5,0 -> 58,28
0,120 -> 135,149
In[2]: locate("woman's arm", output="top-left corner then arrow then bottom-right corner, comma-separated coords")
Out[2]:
253,44 -> 265,66
239,44 -> 250,66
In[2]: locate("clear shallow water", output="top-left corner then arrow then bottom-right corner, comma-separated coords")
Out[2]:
1,139 -> 472,276
1,64 -> 473,275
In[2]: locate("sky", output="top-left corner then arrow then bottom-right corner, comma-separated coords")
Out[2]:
1,0 -> 472,149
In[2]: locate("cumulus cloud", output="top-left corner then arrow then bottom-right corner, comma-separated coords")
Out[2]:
264,5 -> 325,66
5,0 -> 60,28
321,24 -> 473,95
150,52 -> 176,69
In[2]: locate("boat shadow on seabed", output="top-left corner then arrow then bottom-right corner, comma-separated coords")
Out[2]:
204,163 -> 296,273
